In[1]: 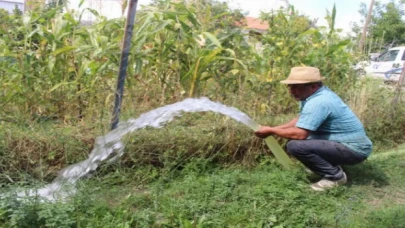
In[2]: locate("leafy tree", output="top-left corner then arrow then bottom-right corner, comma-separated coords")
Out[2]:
149,0 -> 245,30
12,5 -> 23,16
352,0 -> 405,52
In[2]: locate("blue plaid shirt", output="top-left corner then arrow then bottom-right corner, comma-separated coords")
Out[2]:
296,86 -> 372,157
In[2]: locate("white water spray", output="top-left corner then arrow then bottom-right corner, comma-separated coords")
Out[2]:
16,97 -> 268,201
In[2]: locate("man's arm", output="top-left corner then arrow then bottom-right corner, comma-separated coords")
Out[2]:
273,117 -> 298,129
254,117 -> 310,140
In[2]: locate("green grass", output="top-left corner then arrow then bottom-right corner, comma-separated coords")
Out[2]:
1,118 -> 405,227
6,149 -> 397,228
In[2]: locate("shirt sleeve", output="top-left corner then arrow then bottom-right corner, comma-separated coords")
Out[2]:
296,100 -> 330,131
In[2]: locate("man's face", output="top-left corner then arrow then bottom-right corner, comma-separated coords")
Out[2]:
287,84 -> 316,101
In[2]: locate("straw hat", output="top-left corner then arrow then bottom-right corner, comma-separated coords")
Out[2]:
280,66 -> 325,84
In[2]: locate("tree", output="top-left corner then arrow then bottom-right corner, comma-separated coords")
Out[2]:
352,0 -> 405,52
13,5 -> 23,16
372,1 -> 405,47
149,0 -> 245,30
358,0 -> 375,52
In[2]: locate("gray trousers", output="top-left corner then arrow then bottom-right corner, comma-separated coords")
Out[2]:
286,140 -> 367,180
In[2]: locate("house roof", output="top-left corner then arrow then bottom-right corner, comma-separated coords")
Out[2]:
242,16 -> 269,32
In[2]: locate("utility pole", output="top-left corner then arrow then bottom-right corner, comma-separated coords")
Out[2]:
110,0 -> 138,130
358,0 -> 375,52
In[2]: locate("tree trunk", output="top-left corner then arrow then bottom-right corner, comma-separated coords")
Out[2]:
358,0 -> 375,53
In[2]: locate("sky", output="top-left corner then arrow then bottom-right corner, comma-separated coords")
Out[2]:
142,0 -> 392,34
223,0 -> 388,34
70,0 -> 392,34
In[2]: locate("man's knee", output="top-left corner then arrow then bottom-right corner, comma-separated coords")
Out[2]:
286,140 -> 306,156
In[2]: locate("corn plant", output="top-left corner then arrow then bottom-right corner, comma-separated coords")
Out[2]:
0,6 -> 125,121
0,0 -> 358,123
126,0 -> 248,100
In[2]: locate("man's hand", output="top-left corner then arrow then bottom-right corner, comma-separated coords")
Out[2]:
255,124 -> 310,140
254,126 -> 274,138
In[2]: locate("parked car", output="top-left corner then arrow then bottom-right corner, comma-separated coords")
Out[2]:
354,46 -> 405,81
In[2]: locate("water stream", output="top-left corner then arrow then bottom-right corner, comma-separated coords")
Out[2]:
16,97 -> 263,201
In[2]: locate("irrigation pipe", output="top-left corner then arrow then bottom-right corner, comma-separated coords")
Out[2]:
251,124 -> 293,169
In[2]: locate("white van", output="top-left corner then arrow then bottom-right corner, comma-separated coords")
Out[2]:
354,46 -> 405,81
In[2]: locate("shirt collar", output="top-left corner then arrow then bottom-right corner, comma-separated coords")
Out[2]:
305,85 -> 325,101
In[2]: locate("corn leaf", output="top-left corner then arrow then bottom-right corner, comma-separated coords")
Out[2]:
52,46 -> 77,56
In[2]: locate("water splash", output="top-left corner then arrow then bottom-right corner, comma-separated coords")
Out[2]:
16,97 -> 264,201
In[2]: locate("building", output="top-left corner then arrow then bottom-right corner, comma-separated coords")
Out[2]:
0,0 -> 24,13
74,0 -> 126,24
234,16 -> 270,52
242,16 -> 269,33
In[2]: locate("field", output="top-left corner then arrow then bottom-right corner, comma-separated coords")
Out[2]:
1,1 -> 405,227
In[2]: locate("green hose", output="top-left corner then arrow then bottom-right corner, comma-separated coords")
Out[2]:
263,136 -> 294,169
251,123 -> 293,169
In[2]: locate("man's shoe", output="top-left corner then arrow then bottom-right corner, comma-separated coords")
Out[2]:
310,172 -> 347,191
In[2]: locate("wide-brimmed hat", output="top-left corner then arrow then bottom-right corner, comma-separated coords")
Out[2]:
280,66 -> 325,84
